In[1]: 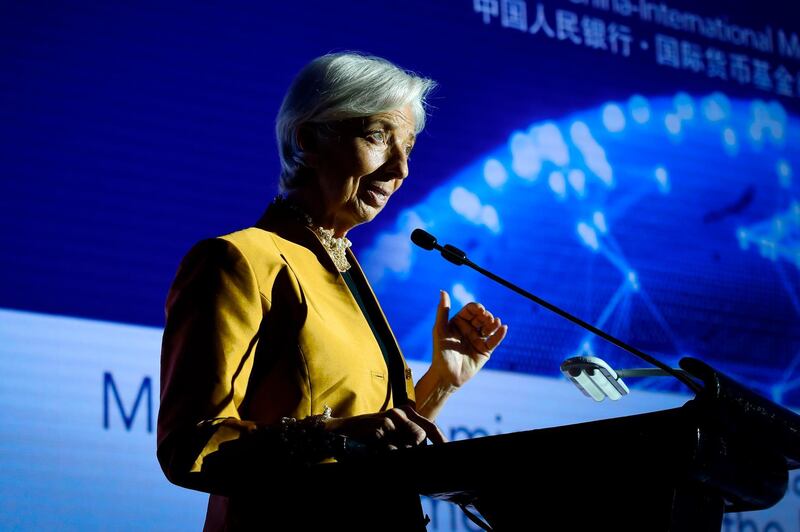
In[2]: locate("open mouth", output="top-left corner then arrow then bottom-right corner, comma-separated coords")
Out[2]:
363,184 -> 392,208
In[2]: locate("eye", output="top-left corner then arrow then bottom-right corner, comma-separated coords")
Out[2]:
366,130 -> 387,144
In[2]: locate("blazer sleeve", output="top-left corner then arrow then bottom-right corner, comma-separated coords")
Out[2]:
157,237 -> 267,493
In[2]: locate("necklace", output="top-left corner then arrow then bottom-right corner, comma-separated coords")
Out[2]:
273,195 -> 352,272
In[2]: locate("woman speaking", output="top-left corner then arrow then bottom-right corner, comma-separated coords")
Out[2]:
157,52 -> 508,531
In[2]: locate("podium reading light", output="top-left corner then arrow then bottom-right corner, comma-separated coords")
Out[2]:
560,356 -> 629,401
560,356 -> 692,402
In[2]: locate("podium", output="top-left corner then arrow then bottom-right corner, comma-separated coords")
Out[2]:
322,358 -> 800,531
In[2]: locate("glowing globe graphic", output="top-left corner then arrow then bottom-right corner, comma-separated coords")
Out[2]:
363,92 -> 800,406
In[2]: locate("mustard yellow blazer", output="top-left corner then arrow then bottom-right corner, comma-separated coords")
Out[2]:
156,205 -> 418,522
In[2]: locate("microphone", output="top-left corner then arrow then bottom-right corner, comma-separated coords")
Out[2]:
410,228 -> 436,250
410,228 -> 702,394
411,229 -> 467,265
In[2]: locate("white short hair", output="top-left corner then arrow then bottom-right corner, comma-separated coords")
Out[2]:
275,52 -> 436,191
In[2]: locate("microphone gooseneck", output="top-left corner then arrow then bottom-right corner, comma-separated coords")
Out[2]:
410,228 -> 702,394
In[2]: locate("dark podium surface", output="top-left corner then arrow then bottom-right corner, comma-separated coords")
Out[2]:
320,404 -> 790,530
204,358 -> 798,530
319,359 -> 800,531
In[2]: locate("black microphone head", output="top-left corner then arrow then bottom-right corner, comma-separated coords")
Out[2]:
410,228 -> 437,250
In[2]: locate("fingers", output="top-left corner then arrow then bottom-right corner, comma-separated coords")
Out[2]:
452,312 -> 485,345
452,307 -> 507,353
485,323 -> 509,350
386,408 -> 427,446
370,407 -> 447,450
454,301 -> 507,336
433,290 -> 451,337
328,407 -> 447,450
385,406 -> 447,446
399,406 -> 447,444
457,303 -> 496,333
454,301 -> 485,321
477,315 -> 501,337
445,298 -> 504,338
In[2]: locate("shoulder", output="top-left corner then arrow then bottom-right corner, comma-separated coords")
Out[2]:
205,227 -> 300,296
221,225 -> 325,274
171,236 -> 259,295
171,228 -> 281,290
219,227 -> 280,257
176,225 -> 323,295
176,227 -> 285,270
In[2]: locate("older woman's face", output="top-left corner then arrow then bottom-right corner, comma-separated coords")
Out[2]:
315,104 -> 416,233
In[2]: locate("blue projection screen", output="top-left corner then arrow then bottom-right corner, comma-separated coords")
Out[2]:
1,1 -> 799,530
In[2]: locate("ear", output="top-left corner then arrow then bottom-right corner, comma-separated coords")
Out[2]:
296,125 -> 320,168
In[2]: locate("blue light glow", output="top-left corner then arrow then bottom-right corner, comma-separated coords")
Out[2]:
777,159 -> 792,188
530,122 -> 570,166
737,228 -> 750,250
768,101 -> 788,125
654,166 -> 670,194
627,270 -> 640,291
510,131 -> 541,179
452,283 -> 475,307
577,340 -> 595,357
750,100 -> 787,143
367,91 -> 800,415
674,92 -> 695,120
449,187 -> 501,232
739,202 -> 800,269
450,186 -> 482,221
567,169 -> 586,196
481,205 -> 502,233
769,120 -> 785,141
722,127 -> 739,156
548,170 -> 567,199
570,121 -> 614,186
577,222 -> 600,251
665,114 -> 682,135
602,103 -> 626,132
593,211 -> 608,233
723,128 -> 736,146
362,210 -> 424,282
569,120 -> 591,143
701,92 -> 730,122
749,122 -> 764,142
628,95 -> 651,124
484,158 -> 508,188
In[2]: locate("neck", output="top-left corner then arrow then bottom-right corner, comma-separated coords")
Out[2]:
276,191 -> 353,272
284,187 -> 351,238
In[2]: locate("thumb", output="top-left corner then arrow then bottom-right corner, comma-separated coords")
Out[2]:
434,290 -> 451,336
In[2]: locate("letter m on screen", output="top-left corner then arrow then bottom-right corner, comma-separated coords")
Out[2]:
103,372 -> 153,432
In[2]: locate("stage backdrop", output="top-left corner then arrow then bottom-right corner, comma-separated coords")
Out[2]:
1,1 -> 799,530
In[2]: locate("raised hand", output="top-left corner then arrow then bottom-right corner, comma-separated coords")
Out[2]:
431,290 -> 508,388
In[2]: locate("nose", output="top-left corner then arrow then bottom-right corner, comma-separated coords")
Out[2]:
385,141 -> 410,181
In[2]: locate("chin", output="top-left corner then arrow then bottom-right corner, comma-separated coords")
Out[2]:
356,211 -> 380,227
356,201 -> 386,222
